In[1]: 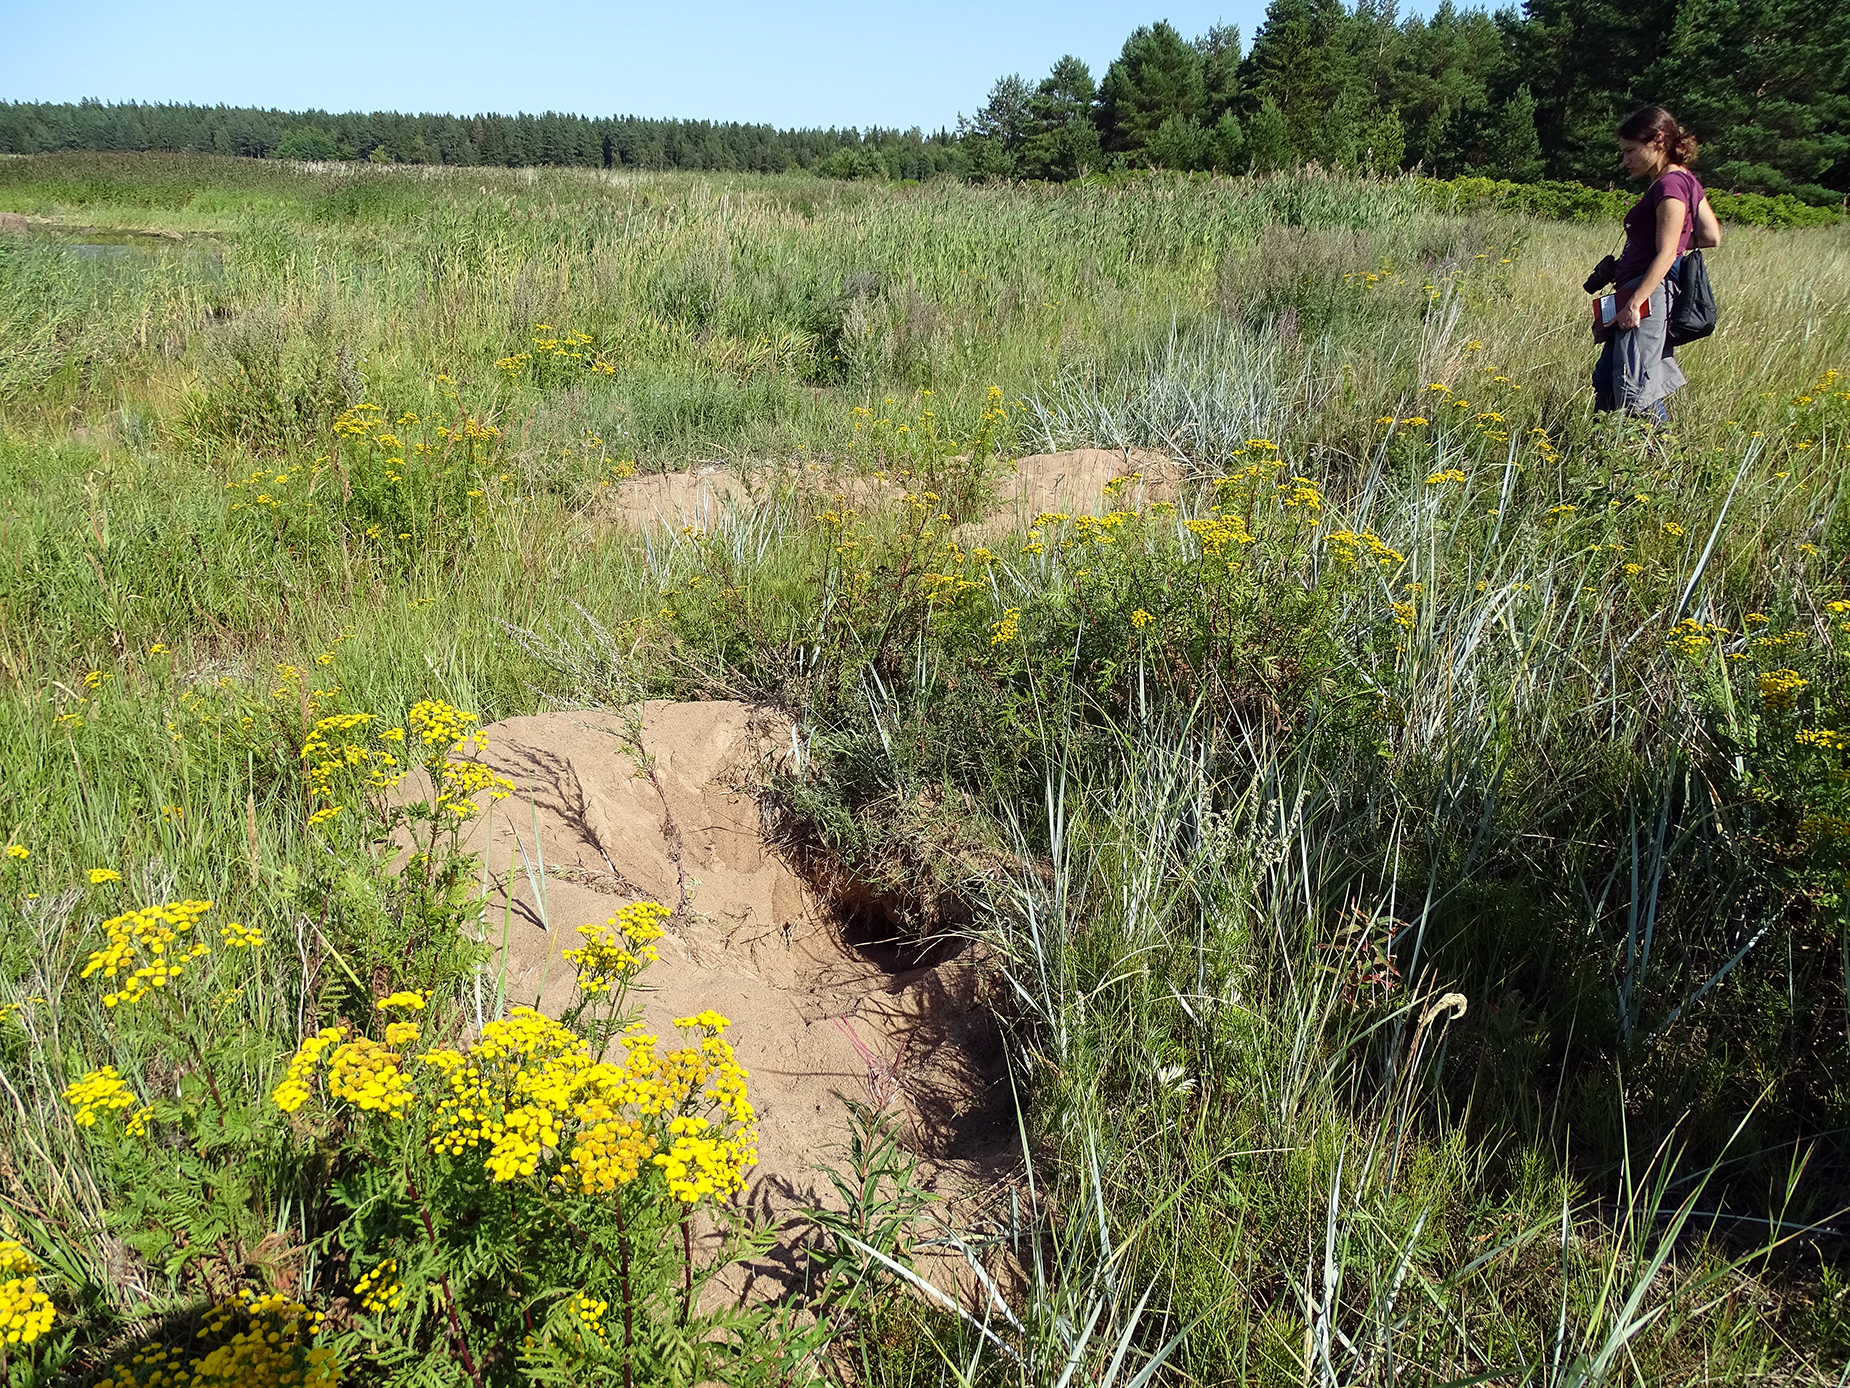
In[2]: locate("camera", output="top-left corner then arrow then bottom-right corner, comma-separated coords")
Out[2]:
1583,254 -> 1618,294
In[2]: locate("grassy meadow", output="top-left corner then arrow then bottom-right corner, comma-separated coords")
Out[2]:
1,151 -> 1850,1385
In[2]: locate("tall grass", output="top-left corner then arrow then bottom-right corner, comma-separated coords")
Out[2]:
0,153 -> 1848,1382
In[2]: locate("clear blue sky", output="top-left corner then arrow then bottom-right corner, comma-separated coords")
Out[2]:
1,1 -> 1282,131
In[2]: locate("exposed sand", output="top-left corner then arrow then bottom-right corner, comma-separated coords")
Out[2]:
443,702 -> 1013,1306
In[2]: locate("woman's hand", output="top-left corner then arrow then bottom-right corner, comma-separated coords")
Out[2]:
1614,297 -> 1646,331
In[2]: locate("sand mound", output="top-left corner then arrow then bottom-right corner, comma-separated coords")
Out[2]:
604,466 -> 747,530
989,446 -> 1185,526
450,702 -> 1011,1301
597,448 -> 1186,539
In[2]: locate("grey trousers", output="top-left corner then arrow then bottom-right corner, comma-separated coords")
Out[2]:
1593,273 -> 1685,416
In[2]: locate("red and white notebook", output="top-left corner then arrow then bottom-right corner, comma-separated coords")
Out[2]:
1592,292 -> 1651,337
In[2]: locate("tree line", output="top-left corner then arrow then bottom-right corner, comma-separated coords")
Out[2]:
3,0 -> 1843,202
963,0 -> 1846,201
0,103 -> 962,181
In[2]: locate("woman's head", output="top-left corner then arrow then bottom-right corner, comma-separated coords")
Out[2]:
1617,106 -> 1698,177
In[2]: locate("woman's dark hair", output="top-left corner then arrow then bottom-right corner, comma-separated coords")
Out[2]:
1617,105 -> 1698,166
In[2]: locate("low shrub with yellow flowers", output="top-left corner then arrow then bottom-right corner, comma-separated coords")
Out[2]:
298,698 -> 512,845
18,682 -> 538,1385
295,696 -> 511,991
100,1289 -> 337,1387
324,400 -> 503,561
562,900 -> 671,1051
263,901 -> 772,1386
0,1240 -> 54,1350
221,384 -> 505,569
496,323 -> 623,388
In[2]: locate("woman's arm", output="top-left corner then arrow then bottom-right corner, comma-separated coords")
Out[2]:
1691,196 -> 1722,249
1615,197 -> 1686,330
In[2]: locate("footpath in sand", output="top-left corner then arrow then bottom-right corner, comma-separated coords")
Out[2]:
452,701 -> 1013,1304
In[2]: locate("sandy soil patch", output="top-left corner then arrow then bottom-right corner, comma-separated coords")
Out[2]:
449,701 -> 1013,1305
596,448 -> 1187,543
602,467 -> 748,530
989,446 -> 1186,524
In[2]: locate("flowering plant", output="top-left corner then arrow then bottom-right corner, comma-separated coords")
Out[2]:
271,903 -> 773,1386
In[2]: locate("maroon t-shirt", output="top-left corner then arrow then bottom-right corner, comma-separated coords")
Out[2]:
1612,167 -> 1703,286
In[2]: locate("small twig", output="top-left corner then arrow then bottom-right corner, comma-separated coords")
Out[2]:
680,1212 -> 694,1327
618,1198 -> 636,1388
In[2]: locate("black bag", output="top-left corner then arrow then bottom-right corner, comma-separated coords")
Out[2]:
1668,250 -> 1717,346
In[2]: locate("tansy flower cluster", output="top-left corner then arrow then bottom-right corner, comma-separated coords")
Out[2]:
273,1028 -> 347,1113
277,1025 -> 416,1118
300,713 -> 403,816
353,1259 -> 404,1314
434,757 -> 516,822
300,700 -> 512,829
423,1008 -> 608,1183
1667,619 -> 1730,657
408,698 -> 482,753
102,1289 -> 338,1387
1750,626 -> 1808,652
1213,454 -> 1324,526
80,899 -> 214,1008
434,418 -> 501,444
63,1066 -> 139,1127
565,901 -> 670,996
0,1239 -> 54,1346
1185,510 -> 1257,559
275,998 -> 758,1205
572,1294 -> 609,1340
1325,529 -> 1405,569
326,1038 -> 416,1117
497,324 -> 620,382
220,920 -> 264,949
1758,669 -> 1808,711
377,993 -> 426,1045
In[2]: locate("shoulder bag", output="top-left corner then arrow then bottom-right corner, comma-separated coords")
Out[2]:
1668,250 -> 1717,346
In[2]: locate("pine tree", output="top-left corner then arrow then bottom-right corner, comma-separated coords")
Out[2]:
1245,97 -> 1294,172
1242,0 -> 1348,162
958,74 -> 1033,176
1210,111 -> 1247,172
1198,24 -> 1244,121
1020,56 -> 1103,180
1489,85 -> 1545,182
1513,0 -> 1680,182
1361,108 -> 1405,174
276,126 -> 339,162
1640,0 -> 1850,199
1389,2 -> 1507,172
1313,84 -> 1368,169
1099,21 -> 1207,156
1147,114 -> 1210,171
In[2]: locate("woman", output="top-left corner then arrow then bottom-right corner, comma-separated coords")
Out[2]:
1590,106 -> 1723,420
